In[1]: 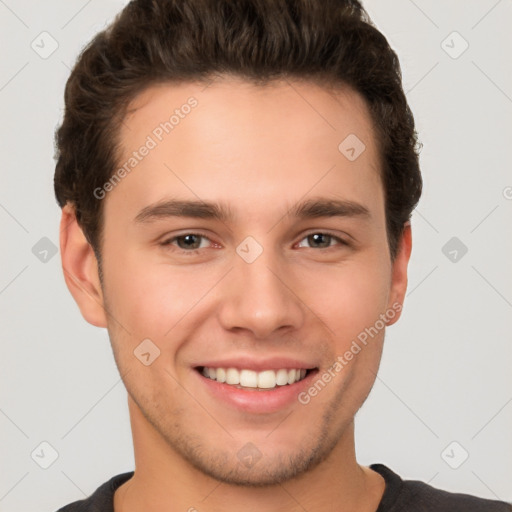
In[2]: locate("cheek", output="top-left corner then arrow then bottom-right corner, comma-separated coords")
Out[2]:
296,258 -> 390,341
102,235 -> 391,342
102,250 -> 217,338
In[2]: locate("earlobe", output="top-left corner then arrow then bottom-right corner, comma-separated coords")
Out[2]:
386,221 -> 412,326
59,203 -> 108,328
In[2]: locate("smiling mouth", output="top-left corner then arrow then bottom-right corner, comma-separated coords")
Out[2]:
196,366 -> 317,390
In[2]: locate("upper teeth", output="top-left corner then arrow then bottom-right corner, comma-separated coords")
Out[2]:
202,367 -> 307,389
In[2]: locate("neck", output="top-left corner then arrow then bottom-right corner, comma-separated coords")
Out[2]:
114,396 -> 385,512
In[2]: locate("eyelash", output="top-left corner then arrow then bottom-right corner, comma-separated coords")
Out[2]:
160,231 -> 349,254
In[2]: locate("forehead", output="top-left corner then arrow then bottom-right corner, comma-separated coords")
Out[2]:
122,77 -> 378,154
107,77 -> 383,225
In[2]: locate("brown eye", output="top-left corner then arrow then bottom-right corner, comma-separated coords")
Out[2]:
175,234 -> 203,250
161,233 -> 211,252
297,232 -> 348,249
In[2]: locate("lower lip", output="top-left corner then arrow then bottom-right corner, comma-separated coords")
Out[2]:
194,369 -> 318,414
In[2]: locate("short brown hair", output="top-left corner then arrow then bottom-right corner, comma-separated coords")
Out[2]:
54,0 -> 422,264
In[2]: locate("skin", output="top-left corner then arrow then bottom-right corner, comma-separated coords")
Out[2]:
60,76 -> 412,511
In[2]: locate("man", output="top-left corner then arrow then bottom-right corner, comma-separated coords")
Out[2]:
53,0 -> 511,510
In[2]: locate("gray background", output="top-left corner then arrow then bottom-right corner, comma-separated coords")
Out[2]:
1,0 -> 511,510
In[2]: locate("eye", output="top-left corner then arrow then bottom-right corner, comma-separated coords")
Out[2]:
159,231 -> 349,254
296,232 -> 349,250
160,233 -> 212,252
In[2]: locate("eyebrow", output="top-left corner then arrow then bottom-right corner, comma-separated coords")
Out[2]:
134,197 -> 371,224
134,199 -> 234,224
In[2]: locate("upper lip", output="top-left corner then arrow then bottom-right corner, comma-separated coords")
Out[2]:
195,357 -> 318,372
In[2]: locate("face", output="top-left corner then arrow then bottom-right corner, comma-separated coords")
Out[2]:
67,77 -> 410,485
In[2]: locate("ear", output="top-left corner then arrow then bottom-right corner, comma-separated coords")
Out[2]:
59,203 -> 108,328
386,221 -> 412,326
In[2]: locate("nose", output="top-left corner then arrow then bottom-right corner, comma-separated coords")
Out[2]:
216,245 -> 305,340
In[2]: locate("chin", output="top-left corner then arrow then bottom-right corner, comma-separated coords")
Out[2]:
181,446 -> 323,487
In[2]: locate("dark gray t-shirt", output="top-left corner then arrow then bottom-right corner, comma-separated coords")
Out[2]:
56,463 -> 512,511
